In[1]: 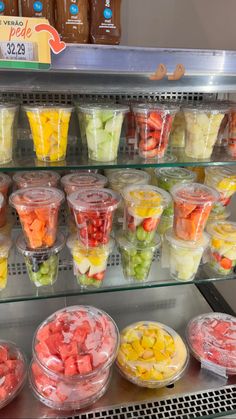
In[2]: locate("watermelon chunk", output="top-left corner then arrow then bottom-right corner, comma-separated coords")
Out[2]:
64,356 -> 77,376
76,355 -> 92,375
37,324 -> 51,342
0,387 -> 8,400
45,333 -> 63,356
4,374 -> 18,391
0,346 -> 8,363
59,341 -> 78,361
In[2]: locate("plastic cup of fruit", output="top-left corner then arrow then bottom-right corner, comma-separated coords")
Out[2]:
116,321 -> 188,388
117,232 -> 161,283
0,103 -> 19,165
30,306 -> 119,410
170,109 -> 186,148
61,173 -> 108,196
183,103 -> 227,159
206,221 -> 236,276
16,232 -> 65,287
10,187 -> 64,250
133,103 -> 179,159
165,229 -> 209,282
24,104 -> 73,162
0,235 -> 11,291
68,188 -> 121,248
207,208 -> 231,227
67,235 -> 113,288
13,171 -> 60,189
78,104 -> 128,162
186,313 -> 236,376
0,174 -> 11,229
123,185 -> 171,244
172,183 -> 219,241
0,340 -> 27,409
205,166 -> 236,217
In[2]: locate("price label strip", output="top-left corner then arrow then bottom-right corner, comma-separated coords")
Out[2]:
0,41 -> 38,61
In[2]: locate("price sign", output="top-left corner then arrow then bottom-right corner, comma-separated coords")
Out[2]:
0,41 -> 37,61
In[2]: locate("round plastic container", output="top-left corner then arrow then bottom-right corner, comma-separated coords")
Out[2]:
117,232 -> 161,282
156,168 -> 196,193
205,167 -> 236,216
183,103 -> 227,159
61,173 -> 108,196
206,221 -> 236,276
108,169 -> 150,193
170,109 -> 186,148
165,229 -> 209,282
0,340 -> 27,409
0,235 -> 11,290
67,235 -> 113,288
78,104 -> 128,162
187,313 -> 236,376
123,185 -> 171,244
133,103 -> 179,159
68,188 -> 121,248
0,103 -> 18,164
24,104 -> 73,162
117,321 -> 188,388
16,233 -> 65,287
172,183 -> 219,241
13,171 -> 60,189
30,306 -> 119,410
10,187 -> 64,249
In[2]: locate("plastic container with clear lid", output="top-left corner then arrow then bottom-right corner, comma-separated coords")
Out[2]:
0,234 -> 11,290
68,188 -> 121,248
78,104 -> 128,162
108,169 -> 150,193
61,173 -> 108,196
0,103 -> 18,164
133,103 -> 179,160
13,171 -> 60,189
123,184 -> 171,244
206,221 -> 236,276
16,233 -> 65,287
205,166 -> 236,217
24,104 -> 73,162
10,187 -> 64,249
117,321 -> 188,388
156,167 -> 196,193
172,183 -> 219,241
187,313 -> 236,376
117,231 -> 161,282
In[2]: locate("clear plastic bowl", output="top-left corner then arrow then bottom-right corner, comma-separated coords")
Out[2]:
117,321 -> 188,388
0,234 -> 11,290
156,167 -> 196,193
16,233 -> 65,287
10,187 -> 64,249
13,171 -> 60,189
61,173 -> 108,196
187,313 -> 236,376
205,167 -> 236,217
0,104 -> 19,164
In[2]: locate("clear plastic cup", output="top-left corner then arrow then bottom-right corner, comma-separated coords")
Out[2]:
0,104 -> 18,164
0,341 -> 27,409
117,321 -> 188,388
0,174 -> 11,229
170,109 -> 186,148
117,232 -> 161,282
108,169 -> 150,193
228,106 -> 236,157
67,235 -> 113,288
78,104 -> 128,162
172,183 -> 219,241
205,167 -> 236,217
123,185 -> 171,244
10,187 -> 64,249
187,313 -> 236,376
61,173 -> 108,196
68,188 -> 121,248
16,233 -> 65,287
24,104 -> 73,162
165,229 -> 209,281
183,103 -> 227,159
156,167 -> 196,193
206,221 -> 236,276
133,103 -> 178,159
13,171 -> 60,189
0,235 -> 11,290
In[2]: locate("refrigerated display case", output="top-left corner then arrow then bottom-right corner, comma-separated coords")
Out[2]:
0,45 -> 236,418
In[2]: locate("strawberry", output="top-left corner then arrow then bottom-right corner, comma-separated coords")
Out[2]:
220,257 -> 232,270
212,252 -> 221,263
140,148 -> 161,158
89,272 -> 105,281
142,217 -> 158,232
139,137 -> 158,151
148,112 -> 163,130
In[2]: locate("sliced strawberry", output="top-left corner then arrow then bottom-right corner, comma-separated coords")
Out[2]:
212,252 -> 221,263
142,217 -> 159,232
148,112 -> 163,130
220,257 -> 232,270
140,148 -> 162,158
139,137 -> 158,151
89,271 -> 105,281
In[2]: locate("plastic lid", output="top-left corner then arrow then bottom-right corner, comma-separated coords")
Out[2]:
33,305 -> 119,379
68,188 -> 121,212
182,102 -> 228,113
123,185 -> 171,208
0,173 -> 11,190
23,103 -> 74,111
165,229 -> 209,250
10,187 -> 64,209
61,173 -> 107,193
67,234 -> 114,255
78,103 -> 129,114
133,103 -> 179,114
108,169 -> 150,188
156,167 -> 196,183
117,321 -> 188,387
205,166 -> 236,178
13,171 -> 60,189
207,221 -> 236,241
116,231 -> 161,251
171,183 -> 219,205
187,313 -> 236,376
16,232 -> 65,257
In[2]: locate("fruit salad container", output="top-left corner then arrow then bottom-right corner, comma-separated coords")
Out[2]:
61,173 -> 107,196
172,183 -> 219,241
228,105 -> 236,157
0,104 -> 19,165
16,233 -> 65,287
68,189 -> 121,248
78,104 -> 128,162
13,171 -> 60,189
0,235 -> 11,290
24,104 -> 73,162
187,313 -> 236,376
183,103 -> 227,159
117,232 -> 161,283
67,235 -> 113,288
0,341 -> 27,409
133,103 -> 179,159
0,174 -> 11,229
10,187 -> 64,249
116,321 -> 188,388
165,229 -> 209,282
206,221 -> 236,276
170,109 -> 186,148
30,306 -> 119,410
123,185 -> 171,244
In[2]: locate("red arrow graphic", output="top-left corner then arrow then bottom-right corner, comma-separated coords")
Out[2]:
35,23 -> 66,54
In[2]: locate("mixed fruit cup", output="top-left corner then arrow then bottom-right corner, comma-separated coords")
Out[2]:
204,167 -> 236,217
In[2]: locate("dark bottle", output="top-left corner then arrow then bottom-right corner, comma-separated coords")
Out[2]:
21,0 -> 55,26
0,0 -> 19,15
90,0 -> 122,45
55,0 -> 89,44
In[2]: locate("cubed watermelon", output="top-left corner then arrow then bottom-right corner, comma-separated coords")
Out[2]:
0,387 -> 8,400
37,324 -> 51,342
45,333 -> 63,356
5,360 -> 18,373
64,356 -> 77,377
46,356 -> 64,374
35,342 -> 51,359
76,355 -> 92,375
4,373 -> 18,391
0,346 -> 8,363
59,341 -> 78,362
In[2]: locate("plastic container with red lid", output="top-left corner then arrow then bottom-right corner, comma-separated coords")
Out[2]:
13,171 -> 60,189
61,173 -> 108,196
